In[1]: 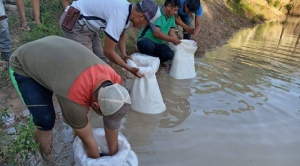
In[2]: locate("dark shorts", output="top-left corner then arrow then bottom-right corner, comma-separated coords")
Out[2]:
13,72 -> 89,130
13,72 -> 56,131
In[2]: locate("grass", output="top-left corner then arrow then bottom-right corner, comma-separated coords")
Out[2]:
226,0 -> 266,23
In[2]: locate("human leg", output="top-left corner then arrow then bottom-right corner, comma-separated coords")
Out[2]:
16,0 -> 29,29
31,0 -> 41,24
0,0 -> 11,61
179,14 -> 193,39
13,72 -> 55,162
155,43 -> 174,64
137,38 -> 156,57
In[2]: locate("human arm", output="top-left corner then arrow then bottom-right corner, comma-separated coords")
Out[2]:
175,15 -> 193,34
152,27 -> 180,45
103,35 -> 143,78
191,16 -> 201,41
118,30 -> 131,62
62,0 -> 71,9
104,126 -> 118,155
73,122 -> 100,158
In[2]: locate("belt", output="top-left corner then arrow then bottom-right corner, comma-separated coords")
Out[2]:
0,15 -> 8,21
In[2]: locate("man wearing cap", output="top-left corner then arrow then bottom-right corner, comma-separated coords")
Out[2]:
175,0 -> 203,40
60,0 -> 161,78
9,36 -> 132,163
137,0 -> 181,67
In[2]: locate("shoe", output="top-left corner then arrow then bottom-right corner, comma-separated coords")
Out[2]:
1,51 -> 11,61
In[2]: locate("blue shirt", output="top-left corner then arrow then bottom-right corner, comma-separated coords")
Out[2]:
178,0 -> 203,16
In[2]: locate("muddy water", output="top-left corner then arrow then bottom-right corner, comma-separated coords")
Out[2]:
2,17 -> 300,165
119,17 -> 300,166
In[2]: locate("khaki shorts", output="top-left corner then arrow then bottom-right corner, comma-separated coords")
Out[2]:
60,10 -> 109,63
56,94 -> 89,129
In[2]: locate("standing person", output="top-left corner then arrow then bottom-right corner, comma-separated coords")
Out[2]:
175,0 -> 203,40
137,0 -> 181,67
9,36 -> 132,163
60,0 -> 161,78
0,0 -> 11,61
16,0 -> 41,31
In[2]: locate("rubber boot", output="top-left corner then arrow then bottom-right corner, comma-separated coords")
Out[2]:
34,129 -> 55,165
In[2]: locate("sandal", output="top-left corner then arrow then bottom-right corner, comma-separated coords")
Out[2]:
20,24 -> 30,31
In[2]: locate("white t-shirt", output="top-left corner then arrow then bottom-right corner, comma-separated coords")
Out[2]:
71,0 -> 131,42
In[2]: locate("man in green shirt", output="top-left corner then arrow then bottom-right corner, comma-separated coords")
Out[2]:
137,0 -> 181,67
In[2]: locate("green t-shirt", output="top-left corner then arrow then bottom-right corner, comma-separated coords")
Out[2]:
138,7 -> 176,44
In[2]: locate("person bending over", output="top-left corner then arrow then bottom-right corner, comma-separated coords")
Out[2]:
9,36 -> 132,163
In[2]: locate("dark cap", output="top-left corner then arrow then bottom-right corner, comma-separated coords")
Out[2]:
139,0 -> 161,31
185,0 -> 200,12
103,103 -> 130,130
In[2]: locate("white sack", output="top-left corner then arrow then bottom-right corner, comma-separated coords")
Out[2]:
73,128 -> 138,166
126,53 -> 166,114
169,40 -> 198,79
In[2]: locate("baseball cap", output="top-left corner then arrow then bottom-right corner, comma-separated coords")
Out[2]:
139,0 -> 161,31
98,84 -> 131,130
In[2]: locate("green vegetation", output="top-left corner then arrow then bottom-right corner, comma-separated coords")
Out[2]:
0,107 -> 9,124
226,0 -> 265,23
266,0 -> 281,8
285,3 -> 293,14
0,120 -> 40,165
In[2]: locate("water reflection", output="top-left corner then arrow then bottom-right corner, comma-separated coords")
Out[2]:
193,17 -> 300,117
158,75 -> 193,129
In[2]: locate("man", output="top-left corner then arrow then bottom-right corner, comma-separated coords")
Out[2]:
137,0 -> 181,67
175,0 -> 203,40
60,0 -> 161,78
0,0 -> 11,61
9,36 -> 132,162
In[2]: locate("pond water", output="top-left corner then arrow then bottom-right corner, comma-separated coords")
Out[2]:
2,17 -> 299,165
119,17 -> 300,166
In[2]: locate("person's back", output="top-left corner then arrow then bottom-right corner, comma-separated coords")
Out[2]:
71,0 -> 131,38
10,36 -> 120,102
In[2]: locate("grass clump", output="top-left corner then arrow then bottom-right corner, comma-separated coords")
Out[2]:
0,119 -> 40,165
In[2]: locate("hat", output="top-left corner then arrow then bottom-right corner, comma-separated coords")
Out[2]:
139,0 -> 161,31
98,84 -> 131,130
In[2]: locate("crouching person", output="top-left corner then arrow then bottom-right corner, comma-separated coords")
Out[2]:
9,36 -> 131,164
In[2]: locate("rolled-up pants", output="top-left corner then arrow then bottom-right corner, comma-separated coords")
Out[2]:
0,0 -> 11,61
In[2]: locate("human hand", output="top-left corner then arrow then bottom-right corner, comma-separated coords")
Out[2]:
184,26 -> 194,34
129,67 -> 143,78
191,36 -> 198,43
172,38 -> 181,45
121,54 -> 132,62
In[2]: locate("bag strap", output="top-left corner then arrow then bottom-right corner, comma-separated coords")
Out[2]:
138,25 -> 151,39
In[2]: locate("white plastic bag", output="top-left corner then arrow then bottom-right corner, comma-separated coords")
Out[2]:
73,128 -> 138,166
126,53 -> 166,114
168,40 -> 198,79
